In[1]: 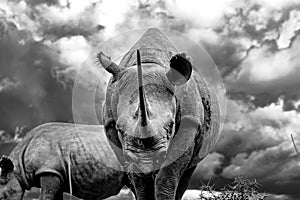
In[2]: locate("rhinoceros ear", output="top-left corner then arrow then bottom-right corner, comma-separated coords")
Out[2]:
167,53 -> 192,85
97,51 -> 124,77
0,156 -> 14,177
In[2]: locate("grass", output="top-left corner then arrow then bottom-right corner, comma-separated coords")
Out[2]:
198,176 -> 269,200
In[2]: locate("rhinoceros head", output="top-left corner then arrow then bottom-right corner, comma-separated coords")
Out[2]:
0,156 -> 23,200
99,46 -> 192,173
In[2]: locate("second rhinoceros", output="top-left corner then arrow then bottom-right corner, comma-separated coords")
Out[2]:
0,123 -> 133,200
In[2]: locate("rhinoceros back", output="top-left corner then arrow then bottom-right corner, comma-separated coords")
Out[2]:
119,27 -> 177,69
9,123 -> 124,198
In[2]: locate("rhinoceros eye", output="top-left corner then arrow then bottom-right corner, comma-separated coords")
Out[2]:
116,124 -> 126,136
118,129 -> 126,136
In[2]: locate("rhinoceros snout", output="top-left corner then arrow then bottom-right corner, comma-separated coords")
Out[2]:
124,148 -> 167,173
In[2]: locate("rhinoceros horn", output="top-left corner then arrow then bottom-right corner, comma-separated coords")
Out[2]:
137,49 -> 148,127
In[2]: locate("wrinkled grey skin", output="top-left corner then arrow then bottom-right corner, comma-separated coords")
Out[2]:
100,28 -> 220,200
0,123 -> 132,200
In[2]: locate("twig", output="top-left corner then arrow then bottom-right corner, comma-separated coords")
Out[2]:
291,134 -> 300,161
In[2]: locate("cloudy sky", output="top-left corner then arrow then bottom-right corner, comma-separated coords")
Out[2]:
1,0 -> 300,199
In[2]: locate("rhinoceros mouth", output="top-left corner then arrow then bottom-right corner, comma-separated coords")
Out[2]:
126,160 -> 164,174
123,134 -> 167,151
124,143 -> 166,153
123,146 -> 167,173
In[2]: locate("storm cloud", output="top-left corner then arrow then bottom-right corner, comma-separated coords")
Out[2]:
0,9 -> 73,138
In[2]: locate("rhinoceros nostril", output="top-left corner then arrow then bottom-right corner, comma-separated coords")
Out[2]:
134,107 -> 139,119
124,154 -> 132,163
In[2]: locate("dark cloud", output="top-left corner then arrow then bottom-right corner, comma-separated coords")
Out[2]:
189,97 -> 300,196
192,152 -> 225,180
200,37 -> 246,77
5,0 -> 60,7
32,2 -> 105,41
0,11 -> 73,137
23,0 -> 60,6
0,4 -> 109,140
167,0 -> 300,109
216,1 -> 300,43
213,4 -> 300,109
220,142 -> 300,196
216,128 -> 281,158
198,99 -> 300,195
221,142 -> 295,179
225,33 -> 300,109
41,22 -> 104,41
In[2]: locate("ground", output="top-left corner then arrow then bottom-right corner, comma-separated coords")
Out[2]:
23,188 -> 217,200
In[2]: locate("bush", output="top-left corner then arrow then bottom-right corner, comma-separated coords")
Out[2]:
199,176 -> 269,200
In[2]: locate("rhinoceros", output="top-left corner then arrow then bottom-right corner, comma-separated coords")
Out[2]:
98,27 -> 220,200
0,123 -> 133,200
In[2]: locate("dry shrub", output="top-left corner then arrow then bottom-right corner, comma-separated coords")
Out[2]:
199,176 -> 269,200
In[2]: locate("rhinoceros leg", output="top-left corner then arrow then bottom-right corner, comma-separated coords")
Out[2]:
130,173 -> 155,200
174,165 -> 196,200
39,174 -> 62,200
155,119 -> 198,200
155,151 -> 192,200
124,177 -> 137,199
